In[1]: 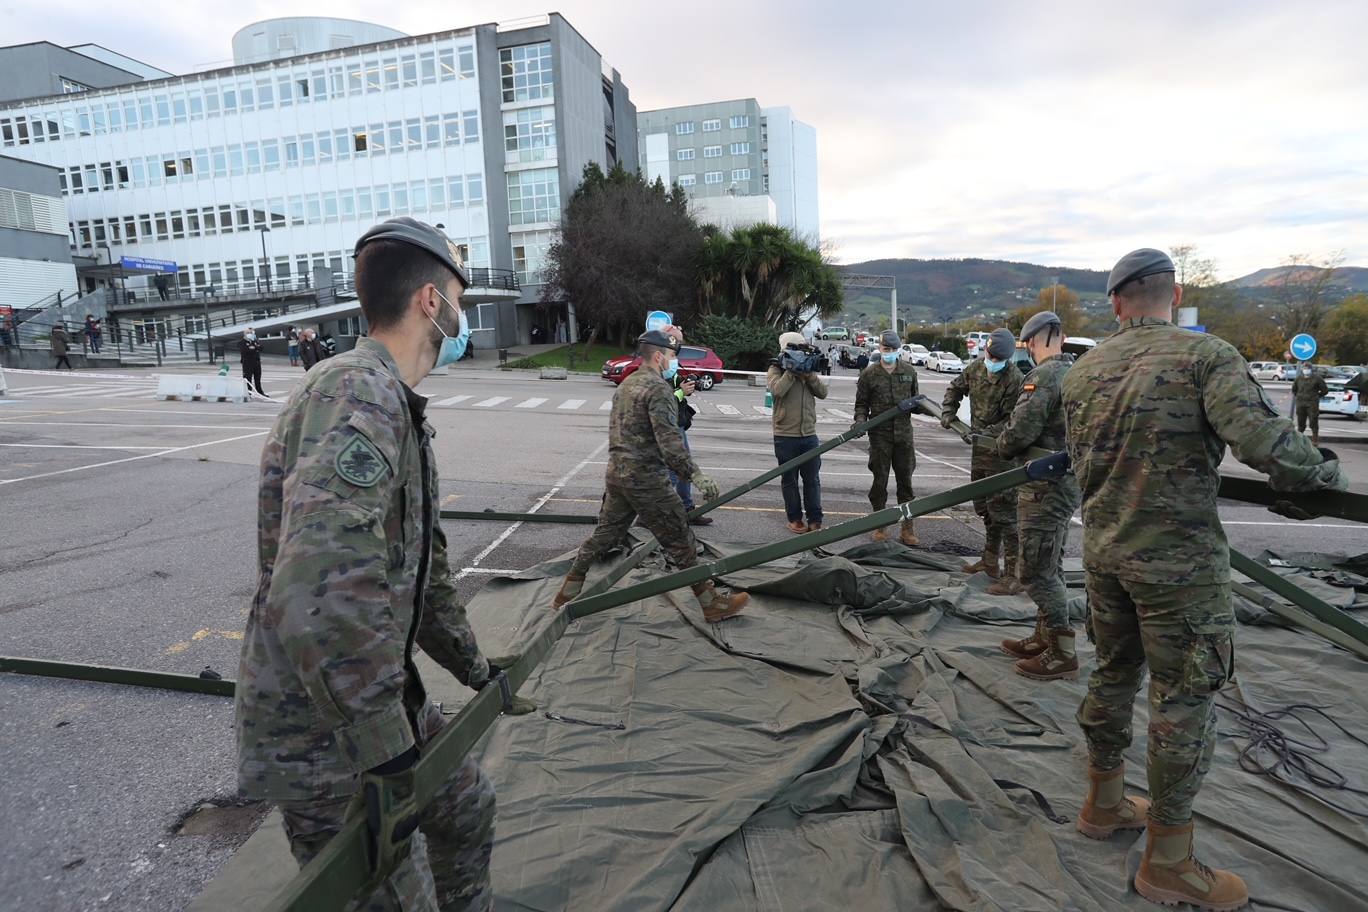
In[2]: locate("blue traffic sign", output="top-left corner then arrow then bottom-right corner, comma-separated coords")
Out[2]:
644,310 -> 673,332
1289,333 -> 1318,361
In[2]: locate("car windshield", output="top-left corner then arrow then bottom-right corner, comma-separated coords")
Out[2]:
680,346 -> 706,360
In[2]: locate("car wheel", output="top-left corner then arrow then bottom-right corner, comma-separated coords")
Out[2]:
698,374 -> 715,391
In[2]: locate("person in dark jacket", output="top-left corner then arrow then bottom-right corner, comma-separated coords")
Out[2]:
664,326 -> 710,525
299,329 -> 327,369
239,326 -> 264,394
51,324 -> 73,369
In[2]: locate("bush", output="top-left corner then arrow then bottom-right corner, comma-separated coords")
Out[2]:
932,336 -> 969,358
688,314 -> 780,371
903,329 -> 940,348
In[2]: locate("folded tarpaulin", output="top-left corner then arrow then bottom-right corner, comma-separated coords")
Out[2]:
468,542 -> 1368,911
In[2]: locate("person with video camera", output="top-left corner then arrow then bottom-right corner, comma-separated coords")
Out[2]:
768,332 -> 828,532
664,326 -> 711,526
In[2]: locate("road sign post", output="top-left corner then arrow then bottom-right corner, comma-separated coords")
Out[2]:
1289,333 -> 1318,362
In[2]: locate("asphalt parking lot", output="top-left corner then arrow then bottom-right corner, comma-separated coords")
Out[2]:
2,359 -> 1367,910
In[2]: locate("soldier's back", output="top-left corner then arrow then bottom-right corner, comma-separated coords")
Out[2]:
607,369 -> 671,488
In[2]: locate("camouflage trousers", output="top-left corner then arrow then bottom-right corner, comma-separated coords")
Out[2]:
279,717 -> 496,912
569,480 -> 698,578
867,430 -> 916,523
1295,401 -> 1320,437
1076,574 -> 1236,826
970,451 -> 1017,561
1015,478 -> 1080,629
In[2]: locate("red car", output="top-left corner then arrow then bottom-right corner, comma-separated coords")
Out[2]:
601,344 -> 726,389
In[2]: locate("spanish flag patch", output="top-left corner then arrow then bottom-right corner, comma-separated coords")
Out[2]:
1023,383 -> 1036,392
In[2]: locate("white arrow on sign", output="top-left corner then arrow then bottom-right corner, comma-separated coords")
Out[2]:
1292,339 -> 1315,358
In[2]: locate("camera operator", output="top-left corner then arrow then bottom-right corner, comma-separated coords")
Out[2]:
768,332 -> 828,532
665,326 -> 712,526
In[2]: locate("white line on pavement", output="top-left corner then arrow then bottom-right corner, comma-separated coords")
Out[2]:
826,409 -> 854,420
599,400 -> 613,411
558,399 -> 585,410
752,405 -> 773,416
473,396 -> 510,408
715,404 -> 741,416
0,430 -> 270,486
515,397 -> 549,409
581,461 -> 964,479
0,443 -> 166,450
0,420 -> 272,430
432,394 -> 472,406
916,449 -> 973,475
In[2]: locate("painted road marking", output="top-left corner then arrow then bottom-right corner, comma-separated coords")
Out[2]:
515,397 -> 549,409
715,404 -> 741,416
0,430 -> 270,486
599,400 -> 613,411
473,396 -> 510,408
557,399 -> 585,410
826,409 -> 854,420
752,405 -> 773,416
432,394 -> 472,407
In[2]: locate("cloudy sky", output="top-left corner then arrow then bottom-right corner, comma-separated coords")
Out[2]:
7,0 -> 1365,277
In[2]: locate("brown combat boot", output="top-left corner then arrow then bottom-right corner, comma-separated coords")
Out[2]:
899,519 -> 919,547
551,575 -> 585,610
961,548 -> 1001,577
871,528 -> 890,543
1015,629 -> 1079,680
986,556 -> 1023,595
1076,763 -> 1151,840
1135,821 -> 1249,911
1001,613 -> 1048,660
692,581 -> 748,623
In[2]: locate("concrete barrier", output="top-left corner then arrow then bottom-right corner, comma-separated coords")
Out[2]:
540,367 -> 568,380
156,374 -> 248,403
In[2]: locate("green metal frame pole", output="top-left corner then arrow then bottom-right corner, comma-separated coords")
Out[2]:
260,454 -> 1065,912
0,656 -> 234,697
1229,549 -> 1368,650
438,509 -> 596,523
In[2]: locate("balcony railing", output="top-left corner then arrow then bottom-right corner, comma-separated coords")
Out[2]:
468,267 -> 519,292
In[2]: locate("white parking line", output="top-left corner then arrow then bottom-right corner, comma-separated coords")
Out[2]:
0,443 -> 165,450
583,461 -> 965,479
752,405 -> 773,416
0,430 -> 270,486
715,404 -> 741,416
515,397 -> 548,409
826,409 -> 854,420
432,394 -> 472,407
558,399 -> 585,410
473,396 -> 510,408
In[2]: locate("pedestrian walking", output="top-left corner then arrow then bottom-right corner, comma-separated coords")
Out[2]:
1062,248 -> 1346,910
286,326 -> 300,367
1291,361 -> 1329,445
941,328 -> 1023,591
853,330 -> 919,545
550,329 -> 746,623
85,315 -> 102,354
238,326 -> 264,395
51,323 -> 73,369
236,217 -> 504,912
994,312 -> 1081,680
299,329 -> 327,369
768,332 -> 827,533
663,326 -> 711,526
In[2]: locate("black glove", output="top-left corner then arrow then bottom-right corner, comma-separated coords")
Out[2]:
370,745 -> 419,776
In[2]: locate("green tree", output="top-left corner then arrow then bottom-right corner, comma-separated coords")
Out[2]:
540,162 -> 703,350
1269,251 -> 1345,336
687,314 -> 780,371
1325,294 -> 1368,364
696,224 -> 843,330
1006,283 -> 1086,334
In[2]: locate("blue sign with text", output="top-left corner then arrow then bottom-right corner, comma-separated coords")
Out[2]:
1289,333 -> 1317,362
120,255 -> 179,274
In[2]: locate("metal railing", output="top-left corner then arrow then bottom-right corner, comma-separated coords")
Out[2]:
468,267 -> 519,291
113,274 -> 336,310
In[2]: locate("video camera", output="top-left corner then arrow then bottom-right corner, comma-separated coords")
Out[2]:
777,342 -> 822,374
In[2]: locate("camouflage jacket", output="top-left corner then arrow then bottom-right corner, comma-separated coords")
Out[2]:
941,356 -> 1024,432
853,360 -> 919,435
1062,318 -> 1346,585
1292,368 -> 1328,405
607,366 -> 698,488
235,338 -> 487,801
997,354 -> 1076,496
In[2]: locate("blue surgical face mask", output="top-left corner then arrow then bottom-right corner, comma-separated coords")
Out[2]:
985,357 -> 1008,374
662,357 -> 679,380
429,288 -> 470,368
881,351 -> 898,364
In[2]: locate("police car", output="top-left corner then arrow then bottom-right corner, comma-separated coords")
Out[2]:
1320,378 -> 1363,419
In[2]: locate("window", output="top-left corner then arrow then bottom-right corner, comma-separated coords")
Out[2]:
383,57 -> 400,91
60,77 -> 90,94
346,64 -> 363,96
732,169 -> 752,180
354,130 -> 368,153
676,148 -> 695,161
704,171 -> 723,185
424,115 -> 441,149
703,146 -> 721,158
702,119 -> 720,132
438,48 -> 456,81
730,142 -> 751,155
420,51 -> 437,84
256,80 -> 274,109
365,59 -> 382,93
447,177 -> 464,207
386,122 -> 403,153
463,110 -> 480,143
334,128 -> 352,161
277,76 -> 293,107
318,134 -> 333,163
510,229 -> 554,285
402,55 -> 418,87
675,122 -> 695,135
442,113 -> 461,146
405,118 -> 421,150
499,43 -> 554,104
729,114 -> 750,128
263,140 -> 280,171
503,106 -> 556,164
466,173 -> 483,205
506,168 -> 559,225
458,46 -> 475,78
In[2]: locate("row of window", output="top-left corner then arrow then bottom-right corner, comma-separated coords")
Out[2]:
56,113 -> 482,196
510,229 -> 554,285
677,170 -> 752,187
674,115 -> 750,135
503,105 -> 556,165
70,175 -> 487,248
0,41 -> 477,147
676,142 -> 751,161
499,44 -> 555,105
60,77 -> 90,95
506,167 -> 560,226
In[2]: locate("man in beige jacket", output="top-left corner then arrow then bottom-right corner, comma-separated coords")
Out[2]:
768,332 -> 828,532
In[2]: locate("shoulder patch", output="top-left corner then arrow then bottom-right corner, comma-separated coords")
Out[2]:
335,434 -> 390,487
1023,383 -> 1036,392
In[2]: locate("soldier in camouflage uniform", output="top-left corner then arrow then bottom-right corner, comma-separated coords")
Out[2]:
995,311 -> 1082,681
940,328 -> 1024,591
235,219 -> 502,912
1063,248 -> 1346,911
853,330 -> 920,545
1291,362 -> 1329,445
551,329 -> 747,623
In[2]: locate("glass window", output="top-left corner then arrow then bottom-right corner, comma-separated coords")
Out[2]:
428,178 -> 445,208
300,136 -> 315,165
155,214 -> 169,240
212,147 -> 227,177
339,191 -> 355,220
289,196 -> 304,225
204,88 -> 219,117
257,80 -> 274,109
463,110 -> 479,143
406,118 -> 421,149
467,174 -> 483,204
221,86 -> 237,113
438,48 -> 456,81
357,188 -> 372,220
392,185 -> 408,215
459,46 -> 475,78
323,192 -> 338,221
729,115 -> 749,128
503,106 -> 556,164
306,195 -> 321,223
346,63 -> 363,96
678,174 -> 696,187
420,51 -> 437,84
675,122 -> 695,135
387,121 -> 402,151
702,119 -> 720,132
195,149 -> 210,175
244,143 -> 259,173
263,139 -> 280,171
270,198 -> 286,228
374,187 -> 390,217
447,177 -> 464,206
499,43 -> 554,104
410,180 -> 427,211
730,142 -> 751,155
240,83 -> 255,111
401,55 -> 417,87
188,92 -> 204,119
365,59 -> 382,93
354,130 -> 368,153
510,229 -> 554,285
171,213 -> 185,238
443,113 -> 460,146
732,169 -> 751,180
229,145 -> 244,176
311,70 -> 326,100
277,76 -> 293,107
369,123 -> 385,154
334,128 -> 351,161
506,168 -> 559,225
318,134 -> 333,163
704,171 -> 723,184
383,57 -> 400,91
703,146 -> 721,158
677,149 -> 695,161
329,66 -> 344,96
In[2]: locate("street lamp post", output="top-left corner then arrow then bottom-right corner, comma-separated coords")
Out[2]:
260,226 -> 272,294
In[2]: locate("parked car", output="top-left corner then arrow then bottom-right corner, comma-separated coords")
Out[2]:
854,331 -> 869,346
1249,361 -> 1283,381
1010,344 -> 1035,375
818,326 -> 850,341
601,344 -> 725,389
927,351 -> 964,373
1281,363 -> 1300,381
1320,378 -> 1363,419
964,331 -> 991,357
900,343 -> 930,365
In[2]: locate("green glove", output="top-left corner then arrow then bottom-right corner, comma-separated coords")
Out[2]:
692,471 -> 720,502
